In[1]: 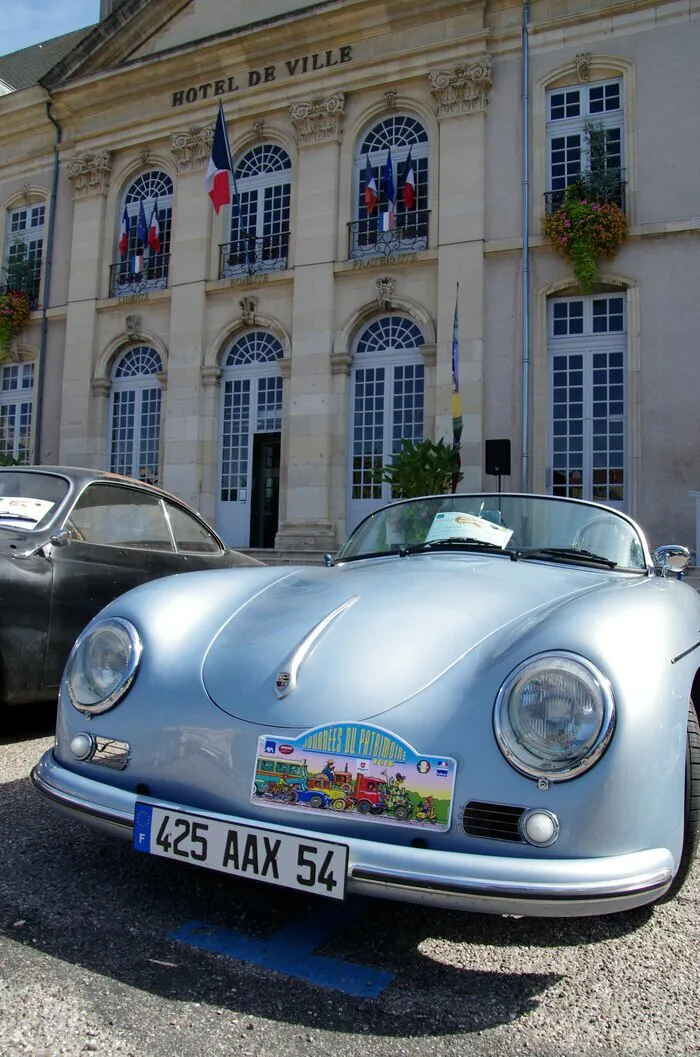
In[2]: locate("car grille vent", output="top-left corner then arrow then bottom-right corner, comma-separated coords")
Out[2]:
462,801 -> 526,843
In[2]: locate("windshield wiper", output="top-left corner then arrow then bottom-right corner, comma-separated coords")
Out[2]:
519,547 -> 617,569
399,537 -> 518,558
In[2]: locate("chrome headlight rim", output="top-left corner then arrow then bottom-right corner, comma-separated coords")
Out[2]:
494,651 -> 616,782
66,617 -> 142,715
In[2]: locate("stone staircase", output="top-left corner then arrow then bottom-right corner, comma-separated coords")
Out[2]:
236,548 -> 328,567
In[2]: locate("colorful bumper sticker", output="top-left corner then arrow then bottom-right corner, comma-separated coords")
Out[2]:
251,722 -> 457,832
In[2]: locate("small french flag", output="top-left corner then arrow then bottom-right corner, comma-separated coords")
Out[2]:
364,155 -> 378,214
206,102 -> 234,215
147,199 -> 161,254
402,146 -> 416,209
118,206 -> 129,256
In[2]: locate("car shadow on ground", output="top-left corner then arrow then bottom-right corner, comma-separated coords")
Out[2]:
0,701 -> 57,744
1,771 -> 657,1038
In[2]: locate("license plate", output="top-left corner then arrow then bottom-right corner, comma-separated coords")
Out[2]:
133,803 -> 348,900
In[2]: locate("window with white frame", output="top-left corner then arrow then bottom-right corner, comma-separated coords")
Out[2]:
350,316 -> 425,504
4,203 -> 45,304
112,170 -> 173,296
549,294 -> 626,506
546,80 -> 624,211
0,361 -> 35,464
109,346 -> 163,484
222,145 -> 291,277
351,116 -> 429,259
220,331 -> 283,503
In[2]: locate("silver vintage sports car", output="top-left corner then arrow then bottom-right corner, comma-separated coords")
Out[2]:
33,493 -> 700,917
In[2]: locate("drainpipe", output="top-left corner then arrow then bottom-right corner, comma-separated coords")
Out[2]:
35,95 -> 62,465
521,0 -> 530,490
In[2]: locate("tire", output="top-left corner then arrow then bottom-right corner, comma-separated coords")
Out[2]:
308,794 -> 324,809
394,805 -> 410,821
655,704 -> 700,904
356,799 -> 371,814
332,798 -> 347,812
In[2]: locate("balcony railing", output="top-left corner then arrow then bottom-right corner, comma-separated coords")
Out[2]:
2,274 -> 40,310
544,170 -> 627,214
348,210 -> 430,260
109,254 -> 170,297
219,234 -> 289,279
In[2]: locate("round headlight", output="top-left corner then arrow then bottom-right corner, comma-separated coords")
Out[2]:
494,653 -> 615,781
66,618 -> 141,714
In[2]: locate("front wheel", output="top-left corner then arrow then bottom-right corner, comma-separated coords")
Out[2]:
655,704 -> 700,904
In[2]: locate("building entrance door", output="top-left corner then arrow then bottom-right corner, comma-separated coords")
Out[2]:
250,433 -> 280,548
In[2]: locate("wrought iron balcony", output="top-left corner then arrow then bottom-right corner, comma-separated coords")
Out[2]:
545,170 -> 627,214
109,254 -> 170,297
2,274 -> 40,310
219,233 -> 289,279
348,210 -> 430,261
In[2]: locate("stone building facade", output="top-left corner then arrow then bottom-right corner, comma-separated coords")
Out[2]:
0,0 -> 699,553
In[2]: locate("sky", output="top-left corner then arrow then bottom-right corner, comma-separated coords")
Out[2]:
1,0 -> 101,56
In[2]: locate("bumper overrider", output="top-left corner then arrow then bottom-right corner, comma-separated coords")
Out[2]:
32,750 -> 674,917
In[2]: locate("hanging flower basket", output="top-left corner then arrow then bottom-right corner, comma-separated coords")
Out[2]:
0,291 -> 32,361
543,187 -> 628,294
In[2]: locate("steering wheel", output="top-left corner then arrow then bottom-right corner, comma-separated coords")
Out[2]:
571,515 -> 632,564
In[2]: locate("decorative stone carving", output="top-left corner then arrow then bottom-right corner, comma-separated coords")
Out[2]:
576,52 -> 592,83
21,185 -> 32,205
239,296 -> 258,326
429,56 -> 492,118
376,276 -> 395,310
170,125 -> 214,173
384,90 -> 397,110
252,120 -> 265,138
124,314 -> 139,336
68,151 -> 112,197
290,91 -> 345,146
140,150 -> 151,168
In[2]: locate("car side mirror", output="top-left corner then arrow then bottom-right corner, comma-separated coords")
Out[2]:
653,544 -> 691,579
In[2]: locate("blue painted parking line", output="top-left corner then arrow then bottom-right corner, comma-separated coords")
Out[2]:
170,900 -> 394,998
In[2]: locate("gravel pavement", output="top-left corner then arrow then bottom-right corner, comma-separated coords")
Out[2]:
1,705 -> 699,1057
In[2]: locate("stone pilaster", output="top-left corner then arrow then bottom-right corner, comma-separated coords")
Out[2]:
430,59 -> 490,490
275,100 -> 345,552
59,161 -> 112,465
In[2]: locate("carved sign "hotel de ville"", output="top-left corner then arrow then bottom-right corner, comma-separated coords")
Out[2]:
171,45 -> 354,107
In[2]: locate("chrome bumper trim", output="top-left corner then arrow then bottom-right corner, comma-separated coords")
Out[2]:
31,751 -> 674,916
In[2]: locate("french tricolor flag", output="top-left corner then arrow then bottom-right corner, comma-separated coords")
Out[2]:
402,146 -> 416,209
118,206 -> 129,256
364,155 -> 378,214
147,199 -> 161,254
206,102 -> 233,214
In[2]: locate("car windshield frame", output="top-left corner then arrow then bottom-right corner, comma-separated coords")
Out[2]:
336,493 -> 650,573
0,470 -> 72,533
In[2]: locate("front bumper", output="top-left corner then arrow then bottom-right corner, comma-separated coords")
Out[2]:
32,749 -> 674,917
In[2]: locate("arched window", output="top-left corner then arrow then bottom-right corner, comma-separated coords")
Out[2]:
4,200 -> 45,307
109,346 -> 163,484
0,360 -> 35,464
111,170 -> 173,297
350,116 -> 429,260
218,330 -> 284,549
348,315 -> 425,530
221,145 -> 291,278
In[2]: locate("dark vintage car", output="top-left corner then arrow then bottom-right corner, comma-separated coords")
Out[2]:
0,465 -> 260,710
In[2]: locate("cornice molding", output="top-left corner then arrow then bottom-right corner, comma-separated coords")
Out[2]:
290,91 -> 345,147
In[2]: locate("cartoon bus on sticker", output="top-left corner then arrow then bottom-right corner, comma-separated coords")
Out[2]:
254,757 -> 308,796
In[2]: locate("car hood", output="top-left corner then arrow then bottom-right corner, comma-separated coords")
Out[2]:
202,555 -> 613,727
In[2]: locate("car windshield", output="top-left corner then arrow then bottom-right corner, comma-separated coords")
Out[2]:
336,494 -> 648,571
0,471 -> 69,532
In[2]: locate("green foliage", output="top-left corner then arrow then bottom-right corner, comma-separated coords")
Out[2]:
380,437 -> 462,499
0,453 -> 19,467
5,242 -> 36,299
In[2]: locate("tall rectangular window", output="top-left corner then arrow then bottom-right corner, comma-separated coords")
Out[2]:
546,80 -> 624,211
4,204 -> 45,305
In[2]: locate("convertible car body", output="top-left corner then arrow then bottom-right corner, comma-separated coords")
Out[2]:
0,465 -> 259,708
33,493 -> 700,917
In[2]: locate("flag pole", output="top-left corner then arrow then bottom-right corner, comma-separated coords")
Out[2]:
451,282 -> 462,494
